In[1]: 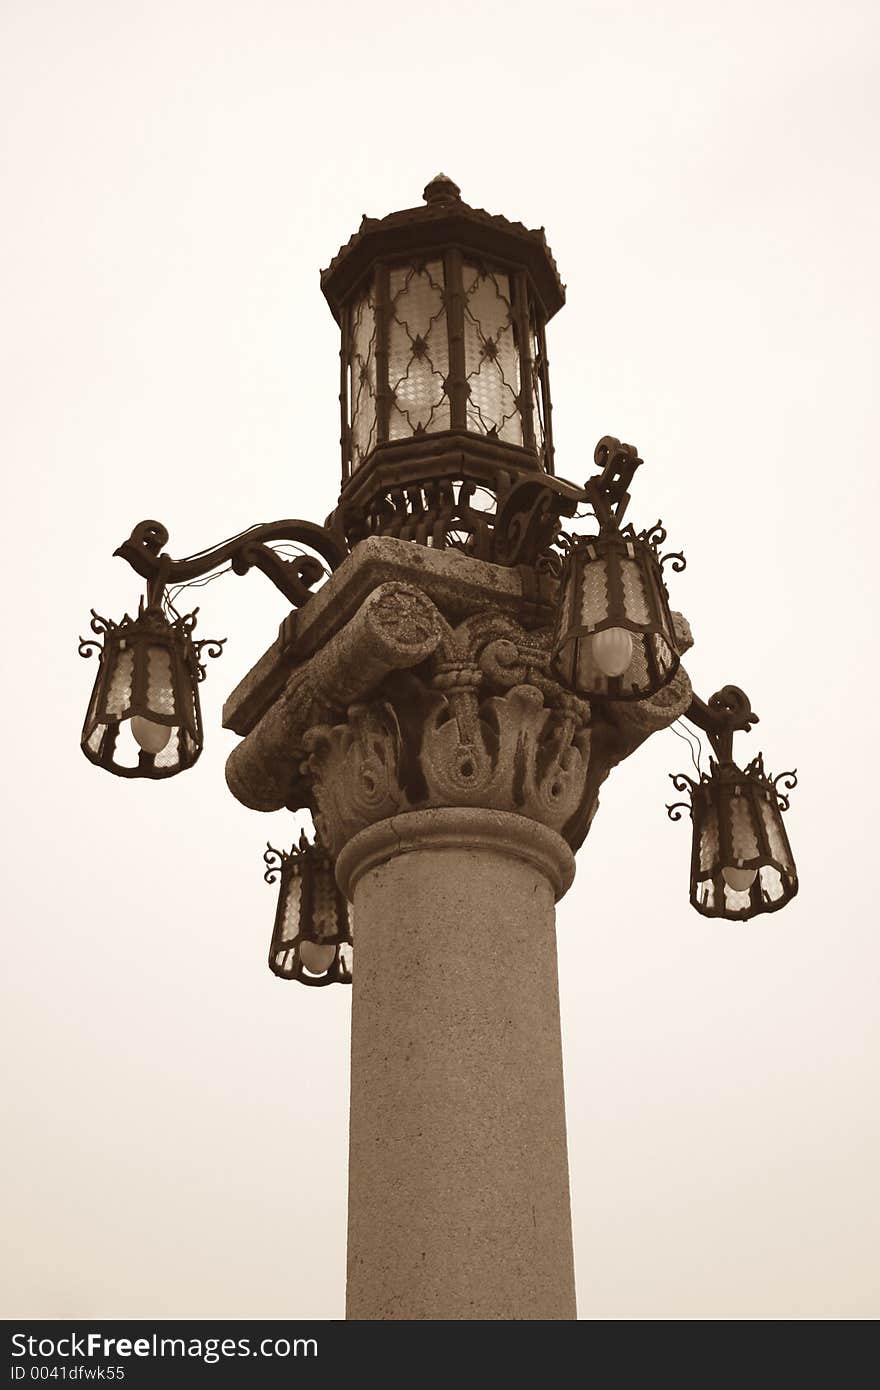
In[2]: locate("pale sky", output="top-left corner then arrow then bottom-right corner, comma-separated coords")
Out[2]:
2,0 -> 878,1319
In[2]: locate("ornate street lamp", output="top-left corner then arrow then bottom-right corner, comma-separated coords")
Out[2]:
78,175 -> 800,928
76,173 -> 804,1321
552,437 -> 685,700
79,587 -> 224,779
667,686 -> 798,920
264,835 -> 352,985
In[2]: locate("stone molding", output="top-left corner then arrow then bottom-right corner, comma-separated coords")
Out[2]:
335,807 -> 576,902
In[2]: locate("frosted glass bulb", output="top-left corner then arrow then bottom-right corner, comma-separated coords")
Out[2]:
299,940 -> 337,975
722,865 -> 757,892
592,627 -> 634,678
131,716 -> 172,754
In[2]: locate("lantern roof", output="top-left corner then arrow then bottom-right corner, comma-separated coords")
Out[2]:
321,173 -> 566,324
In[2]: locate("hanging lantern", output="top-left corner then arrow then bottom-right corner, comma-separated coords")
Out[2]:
264,835 -> 353,986
667,754 -> 798,920
552,520 -> 684,700
79,602 -> 224,778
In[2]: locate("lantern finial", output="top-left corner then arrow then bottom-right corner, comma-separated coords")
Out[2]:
423,172 -> 461,204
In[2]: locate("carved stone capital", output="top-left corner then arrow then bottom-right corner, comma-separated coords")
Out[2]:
302,679 -> 592,859
223,543 -> 697,861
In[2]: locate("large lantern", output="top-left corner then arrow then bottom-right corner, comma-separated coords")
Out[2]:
668,754 -> 798,920
79,601 -> 224,778
264,835 -> 353,986
321,173 -> 568,554
552,519 -> 683,700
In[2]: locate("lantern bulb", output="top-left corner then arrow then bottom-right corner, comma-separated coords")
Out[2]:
131,716 -> 172,754
592,627 -> 634,678
299,940 -> 337,975
722,865 -> 758,892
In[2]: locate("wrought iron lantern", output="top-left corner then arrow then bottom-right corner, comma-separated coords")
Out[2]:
667,687 -> 798,920
264,835 -> 353,986
552,438 -> 684,701
79,599 -> 224,779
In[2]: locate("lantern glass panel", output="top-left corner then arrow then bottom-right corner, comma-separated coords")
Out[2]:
348,285 -> 378,467
759,794 -> 793,872
388,261 -> 450,438
620,559 -> 651,624
106,645 -> 134,717
529,310 -> 546,457
462,263 -> 522,444
145,645 -> 175,716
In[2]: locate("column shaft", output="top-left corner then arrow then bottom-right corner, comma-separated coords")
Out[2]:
340,809 -> 577,1320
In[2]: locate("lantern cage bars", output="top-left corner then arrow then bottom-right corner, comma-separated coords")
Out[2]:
264,835 -> 353,987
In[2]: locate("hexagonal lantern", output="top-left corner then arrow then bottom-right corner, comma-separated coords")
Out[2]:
668,754 -> 798,920
264,835 -> 353,986
321,173 -> 567,546
79,601 -> 224,779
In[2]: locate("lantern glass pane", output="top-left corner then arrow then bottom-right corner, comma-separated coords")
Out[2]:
388,261 -> 449,438
462,264 -> 522,445
105,646 -> 134,718
577,559 -> 609,628
146,645 -> 175,716
311,864 -> 340,939
759,864 -> 785,903
152,727 -> 180,770
281,873 -> 304,942
721,880 -> 752,914
529,312 -> 546,456
620,558 -> 651,625
349,285 -> 377,467
729,793 -> 760,861
758,795 -> 792,871
699,800 -> 719,873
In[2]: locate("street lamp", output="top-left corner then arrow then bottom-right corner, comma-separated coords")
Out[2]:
77,174 -> 803,1318
79,175 -> 798,929
552,437 -> 684,699
79,573 -> 225,778
667,686 -> 798,919
264,834 -> 353,985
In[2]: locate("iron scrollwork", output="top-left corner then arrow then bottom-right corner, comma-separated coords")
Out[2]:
114,517 -> 349,609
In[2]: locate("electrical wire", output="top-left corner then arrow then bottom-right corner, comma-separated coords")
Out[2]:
669,719 -> 703,779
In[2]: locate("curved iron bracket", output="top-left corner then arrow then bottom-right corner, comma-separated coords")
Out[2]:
114,518 -> 349,608
685,685 -> 759,763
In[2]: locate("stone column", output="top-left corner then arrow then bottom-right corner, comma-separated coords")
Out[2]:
222,540 -> 695,1321
301,655 -> 597,1321
337,808 -> 576,1320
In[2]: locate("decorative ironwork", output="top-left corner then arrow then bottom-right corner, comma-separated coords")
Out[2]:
114,517 -> 349,610
79,602 -> 224,779
667,754 -> 798,921
264,834 -> 352,986
343,469 -> 584,569
666,686 -> 798,920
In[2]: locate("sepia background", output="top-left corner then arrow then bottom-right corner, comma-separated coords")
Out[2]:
2,0 -> 877,1319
